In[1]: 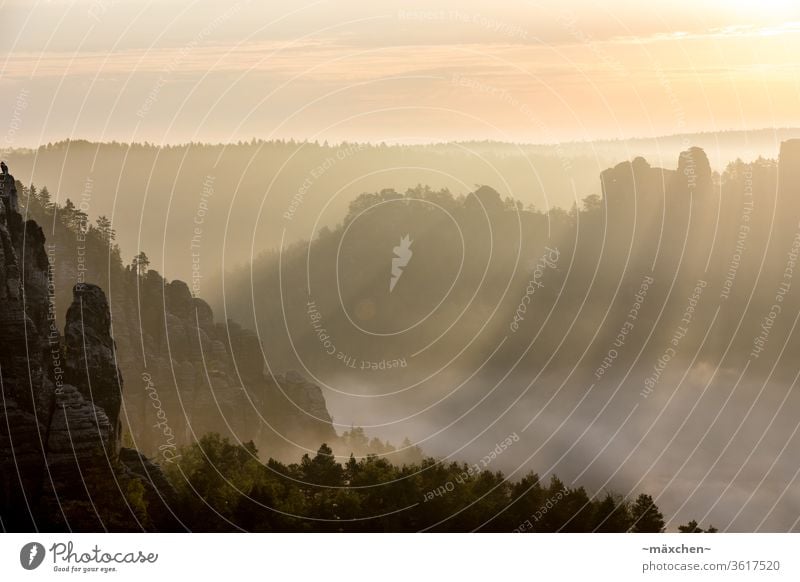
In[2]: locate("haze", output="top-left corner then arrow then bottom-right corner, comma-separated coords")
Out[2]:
2,0 -> 800,146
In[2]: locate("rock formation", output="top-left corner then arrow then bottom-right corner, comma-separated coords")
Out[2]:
64,283 -> 123,450
4,166 -> 338,469
0,165 -> 175,531
115,278 -> 336,462
2,160 -> 337,529
674,146 -> 713,196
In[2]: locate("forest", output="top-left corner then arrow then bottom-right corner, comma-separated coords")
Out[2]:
2,150 -> 746,532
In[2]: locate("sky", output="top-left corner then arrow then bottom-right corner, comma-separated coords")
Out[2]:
1,0 -> 800,147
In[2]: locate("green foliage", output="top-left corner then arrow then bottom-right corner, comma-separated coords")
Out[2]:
593,493 -> 632,532
165,433 -> 664,532
340,427 -> 424,465
164,433 -> 263,530
630,494 -> 665,533
51,466 -> 152,532
17,183 -> 127,334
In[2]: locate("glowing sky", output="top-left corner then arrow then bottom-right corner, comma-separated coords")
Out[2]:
1,0 -> 799,146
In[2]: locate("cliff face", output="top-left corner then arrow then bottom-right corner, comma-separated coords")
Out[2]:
114,277 -> 336,462
7,167 -> 337,465
0,172 -> 57,526
64,283 -> 123,449
0,169 -> 175,531
1,162 -> 337,529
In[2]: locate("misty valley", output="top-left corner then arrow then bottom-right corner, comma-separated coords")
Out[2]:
1,137 -> 799,532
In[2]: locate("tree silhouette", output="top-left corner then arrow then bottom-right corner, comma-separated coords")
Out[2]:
301,443 -> 343,487
630,494 -> 665,533
131,251 -> 150,276
96,215 -> 115,243
593,493 -> 632,532
678,519 -> 718,533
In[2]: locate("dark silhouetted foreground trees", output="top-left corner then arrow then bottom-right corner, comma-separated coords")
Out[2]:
164,434 -> 681,532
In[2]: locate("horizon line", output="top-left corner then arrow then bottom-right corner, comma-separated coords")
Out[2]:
4,126 -> 800,153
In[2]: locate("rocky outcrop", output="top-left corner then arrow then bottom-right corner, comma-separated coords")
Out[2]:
0,169 -> 53,528
278,370 -> 333,425
600,147 -> 713,206
0,165 -> 172,531
44,384 -> 113,501
112,275 -> 336,462
675,146 -> 712,195
0,172 -> 18,212
5,169 -> 338,469
600,156 -> 675,207
64,283 -> 123,450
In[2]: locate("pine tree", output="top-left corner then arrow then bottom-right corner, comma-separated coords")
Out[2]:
630,494 -> 665,532
131,251 -> 150,276
96,215 -> 115,243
